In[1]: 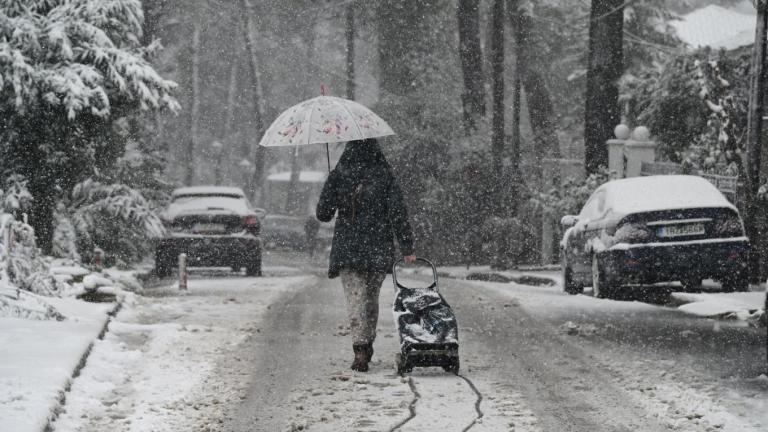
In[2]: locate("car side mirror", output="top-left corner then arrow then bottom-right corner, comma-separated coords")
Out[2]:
560,215 -> 579,228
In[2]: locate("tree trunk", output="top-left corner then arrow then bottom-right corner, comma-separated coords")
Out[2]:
583,0 -> 624,175
377,0 -> 428,96
508,2 -> 562,174
241,0 -> 267,200
509,1 -> 522,217
490,0 -> 505,218
745,1 -> 768,283
457,0 -> 486,133
28,179 -> 56,255
185,19 -> 201,186
345,3 -> 356,100
217,57 -> 238,185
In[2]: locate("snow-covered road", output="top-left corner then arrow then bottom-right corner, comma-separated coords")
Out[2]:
49,253 -> 767,432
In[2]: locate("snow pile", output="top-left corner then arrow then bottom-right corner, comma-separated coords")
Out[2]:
674,291 -> 765,325
1,212 -> 141,320
671,5 -> 757,51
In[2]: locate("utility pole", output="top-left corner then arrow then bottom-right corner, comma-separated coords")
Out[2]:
745,0 -> 768,285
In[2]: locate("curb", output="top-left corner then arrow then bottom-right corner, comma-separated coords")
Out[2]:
457,272 -> 558,287
42,299 -> 123,432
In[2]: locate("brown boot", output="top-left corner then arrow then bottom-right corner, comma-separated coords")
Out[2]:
351,343 -> 372,372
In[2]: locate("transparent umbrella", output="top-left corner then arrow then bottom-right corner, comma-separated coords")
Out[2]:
258,94 -> 395,170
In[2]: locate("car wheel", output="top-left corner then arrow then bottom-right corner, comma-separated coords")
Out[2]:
592,255 -> 616,299
562,259 -> 582,295
722,272 -> 748,293
246,250 -> 262,277
681,277 -> 703,293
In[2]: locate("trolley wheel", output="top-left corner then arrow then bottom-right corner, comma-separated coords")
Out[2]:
395,353 -> 411,376
443,357 -> 460,375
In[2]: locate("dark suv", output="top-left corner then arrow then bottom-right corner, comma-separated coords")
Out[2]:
155,187 -> 264,277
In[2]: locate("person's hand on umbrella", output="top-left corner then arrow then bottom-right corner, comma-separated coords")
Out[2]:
404,254 -> 416,264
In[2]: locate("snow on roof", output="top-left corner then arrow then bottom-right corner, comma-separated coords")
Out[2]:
670,5 -> 757,50
172,186 -> 245,197
601,175 -> 735,216
266,171 -> 327,183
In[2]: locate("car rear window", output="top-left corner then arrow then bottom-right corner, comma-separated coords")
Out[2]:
172,193 -> 243,202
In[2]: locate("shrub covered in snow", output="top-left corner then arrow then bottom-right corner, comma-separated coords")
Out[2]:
621,49 -> 750,175
0,214 -> 60,297
60,179 -> 166,266
534,168 -> 612,219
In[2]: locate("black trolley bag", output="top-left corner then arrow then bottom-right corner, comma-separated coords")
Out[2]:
392,258 -> 460,375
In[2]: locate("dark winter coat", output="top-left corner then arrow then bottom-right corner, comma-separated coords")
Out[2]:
316,139 -> 414,278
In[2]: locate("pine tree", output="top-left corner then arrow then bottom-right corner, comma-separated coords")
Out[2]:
0,0 -> 178,253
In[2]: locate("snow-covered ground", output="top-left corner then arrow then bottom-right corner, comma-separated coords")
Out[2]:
3,260 -> 765,431
468,278 -> 767,432
50,272 -> 312,432
0,297 -> 117,432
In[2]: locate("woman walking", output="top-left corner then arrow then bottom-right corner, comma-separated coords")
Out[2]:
316,138 -> 415,372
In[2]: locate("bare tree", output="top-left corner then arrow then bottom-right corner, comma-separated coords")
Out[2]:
508,2 -> 561,170
490,0 -> 505,216
509,0 -> 522,216
240,0 -> 267,199
377,0 -> 427,96
346,3 -> 355,100
286,11 -> 320,214
583,0 -> 624,175
457,0 -> 486,133
185,18 -> 201,186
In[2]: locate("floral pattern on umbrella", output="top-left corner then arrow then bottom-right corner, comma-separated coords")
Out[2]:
259,96 -> 395,148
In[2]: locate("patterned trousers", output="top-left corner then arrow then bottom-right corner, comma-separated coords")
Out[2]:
340,270 -> 386,345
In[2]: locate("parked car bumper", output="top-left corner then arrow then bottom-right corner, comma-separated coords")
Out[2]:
156,233 -> 261,267
599,237 -> 749,284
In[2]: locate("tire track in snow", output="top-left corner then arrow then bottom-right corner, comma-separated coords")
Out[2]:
388,376 -> 419,432
457,373 -> 484,432
389,373 -> 484,432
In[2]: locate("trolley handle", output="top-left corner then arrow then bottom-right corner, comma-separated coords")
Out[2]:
392,257 -> 438,290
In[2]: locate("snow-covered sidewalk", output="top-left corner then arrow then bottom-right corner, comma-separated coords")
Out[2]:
50,273 -> 311,432
0,297 -> 118,432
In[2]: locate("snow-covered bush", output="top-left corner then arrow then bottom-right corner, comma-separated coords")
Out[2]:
0,214 -> 60,297
621,49 -> 750,175
534,168 -> 612,219
52,207 -> 81,262
1,175 -> 33,215
60,179 -> 166,266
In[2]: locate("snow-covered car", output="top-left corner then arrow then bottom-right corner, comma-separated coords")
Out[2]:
155,186 -> 264,277
560,175 -> 749,298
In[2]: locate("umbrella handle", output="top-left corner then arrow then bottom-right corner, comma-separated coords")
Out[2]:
326,143 -> 331,172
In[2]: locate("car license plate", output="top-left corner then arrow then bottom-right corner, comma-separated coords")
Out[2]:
193,223 -> 225,233
656,223 -> 705,238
